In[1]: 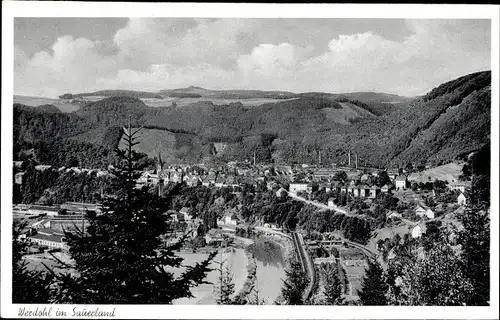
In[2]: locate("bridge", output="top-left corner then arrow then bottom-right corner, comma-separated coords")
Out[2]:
291,231 -> 317,302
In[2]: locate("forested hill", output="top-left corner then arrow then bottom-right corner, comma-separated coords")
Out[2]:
70,90 -> 164,99
14,71 -> 491,168
344,71 -> 491,167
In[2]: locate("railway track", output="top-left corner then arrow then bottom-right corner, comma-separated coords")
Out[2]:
291,231 -> 317,302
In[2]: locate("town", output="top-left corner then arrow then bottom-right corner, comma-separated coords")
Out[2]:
12,147 -> 475,304
7,13 -> 493,312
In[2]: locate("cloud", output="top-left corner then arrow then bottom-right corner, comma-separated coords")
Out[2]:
14,18 -> 491,98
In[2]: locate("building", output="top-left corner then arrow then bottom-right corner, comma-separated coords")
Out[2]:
289,182 -> 308,194
386,211 -> 401,219
137,171 -> 160,186
415,205 -> 435,219
223,211 -> 239,226
449,181 -> 471,193
276,187 -> 287,198
60,202 -> 102,214
411,224 -> 426,238
327,198 -> 336,208
28,228 -> 67,250
205,231 -> 225,246
457,193 -> 467,206
49,215 -> 88,232
179,207 -> 193,221
14,172 -> 25,185
395,175 -> 408,190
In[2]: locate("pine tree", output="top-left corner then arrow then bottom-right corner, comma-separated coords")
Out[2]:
50,122 -> 215,304
280,259 -> 309,305
358,259 -> 388,305
12,221 -> 54,303
324,271 -> 343,305
457,207 -> 490,305
213,257 -> 235,304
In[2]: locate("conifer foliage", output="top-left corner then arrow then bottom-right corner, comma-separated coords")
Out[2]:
324,272 -> 343,305
51,122 -> 215,303
358,259 -> 388,305
280,259 -> 309,305
213,257 -> 236,305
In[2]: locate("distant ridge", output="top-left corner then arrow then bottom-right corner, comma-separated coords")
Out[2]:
67,86 -> 411,104
14,71 -> 491,168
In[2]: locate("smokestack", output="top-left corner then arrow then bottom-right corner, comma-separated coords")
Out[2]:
253,150 -> 256,167
318,150 -> 322,166
356,154 -> 358,169
348,150 -> 351,167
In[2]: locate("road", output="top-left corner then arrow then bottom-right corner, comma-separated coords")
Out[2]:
287,191 -> 352,216
291,231 -> 316,302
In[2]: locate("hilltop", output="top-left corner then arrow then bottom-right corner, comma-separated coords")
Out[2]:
13,71 -> 491,168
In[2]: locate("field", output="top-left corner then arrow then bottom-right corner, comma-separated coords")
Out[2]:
407,162 -> 464,183
14,95 -> 80,113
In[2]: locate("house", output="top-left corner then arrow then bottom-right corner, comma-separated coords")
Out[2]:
14,172 -> 25,185
137,171 -> 159,186
457,193 -> 467,206
205,233 -> 225,246
394,175 -> 408,190
223,211 -> 239,226
170,172 -> 183,184
386,211 -> 401,219
289,182 -> 308,194
449,181 -> 471,193
179,207 -> 193,221
411,224 -> 427,238
415,205 -> 435,219
327,198 -> 336,208
381,184 -> 391,193
276,187 -> 287,198
28,228 -> 67,250
184,175 -> 201,187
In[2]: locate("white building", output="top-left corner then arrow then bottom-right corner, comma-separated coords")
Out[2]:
28,229 -> 67,250
395,175 -> 408,190
327,198 -> 335,208
289,183 -> 308,194
411,224 -> 426,238
449,181 -> 471,193
179,207 -> 193,221
457,193 -> 467,206
415,205 -> 435,219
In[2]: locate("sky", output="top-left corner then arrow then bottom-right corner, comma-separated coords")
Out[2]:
14,18 -> 491,98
